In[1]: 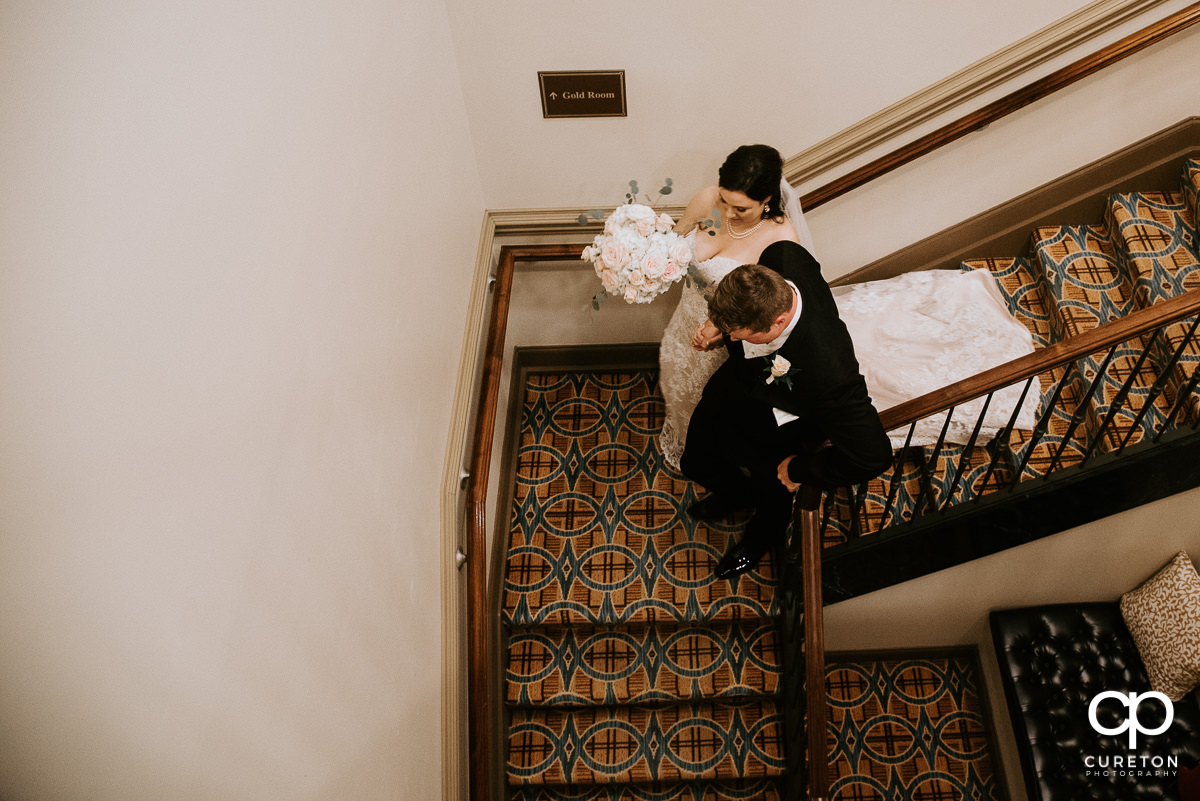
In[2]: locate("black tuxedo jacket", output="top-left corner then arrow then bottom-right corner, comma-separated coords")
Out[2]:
718,240 -> 891,484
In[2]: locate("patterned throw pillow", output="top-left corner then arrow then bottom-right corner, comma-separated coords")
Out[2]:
1120,551 -> 1200,701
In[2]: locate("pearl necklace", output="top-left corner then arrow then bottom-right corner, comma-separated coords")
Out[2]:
726,215 -> 768,240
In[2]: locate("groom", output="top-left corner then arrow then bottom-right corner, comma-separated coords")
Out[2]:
680,239 -> 892,579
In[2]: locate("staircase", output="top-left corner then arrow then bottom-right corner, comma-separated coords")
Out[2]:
500,370 -> 787,800
496,158 -> 1200,800
820,157 -> 1200,600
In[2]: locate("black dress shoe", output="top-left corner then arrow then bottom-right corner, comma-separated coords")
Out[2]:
686,494 -> 752,524
713,536 -> 772,579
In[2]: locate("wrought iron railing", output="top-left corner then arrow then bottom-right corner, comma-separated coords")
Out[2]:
827,287 -> 1200,550
784,287 -> 1200,800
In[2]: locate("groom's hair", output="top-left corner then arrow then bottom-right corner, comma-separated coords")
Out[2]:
708,264 -> 792,333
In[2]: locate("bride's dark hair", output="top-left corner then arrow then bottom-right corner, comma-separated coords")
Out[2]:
718,144 -> 785,220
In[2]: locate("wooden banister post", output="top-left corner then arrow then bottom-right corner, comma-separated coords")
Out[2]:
798,484 -> 828,800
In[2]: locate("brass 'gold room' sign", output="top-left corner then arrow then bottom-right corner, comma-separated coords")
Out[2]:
538,71 -> 626,118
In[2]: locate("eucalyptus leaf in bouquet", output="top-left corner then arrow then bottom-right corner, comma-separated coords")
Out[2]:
580,179 -> 695,306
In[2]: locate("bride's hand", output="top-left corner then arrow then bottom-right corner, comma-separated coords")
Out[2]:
691,320 -> 723,351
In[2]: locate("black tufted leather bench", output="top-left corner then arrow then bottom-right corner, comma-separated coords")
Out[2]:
990,603 -> 1200,800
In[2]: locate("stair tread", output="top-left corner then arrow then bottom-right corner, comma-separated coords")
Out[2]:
1032,221 -> 1175,451
507,700 -> 786,786
508,778 -> 782,801
503,371 -> 780,628
1108,190 -> 1200,305
502,518 -> 781,627
961,256 -> 1057,346
506,620 -> 782,708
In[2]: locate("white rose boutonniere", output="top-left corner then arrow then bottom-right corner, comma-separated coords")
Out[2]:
764,354 -> 797,389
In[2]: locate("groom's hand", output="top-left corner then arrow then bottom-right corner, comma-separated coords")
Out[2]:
777,456 -> 801,492
691,320 -> 723,351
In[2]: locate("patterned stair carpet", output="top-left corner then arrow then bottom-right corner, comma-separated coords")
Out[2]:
500,370 -> 1004,800
824,651 -> 1002,801
501,370 -> 786,800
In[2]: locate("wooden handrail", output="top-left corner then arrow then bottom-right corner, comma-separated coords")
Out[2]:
796,485 -> 829,800
465,243 -> 583,801
799,2 -> 1200,211
878,288 -> 1200,432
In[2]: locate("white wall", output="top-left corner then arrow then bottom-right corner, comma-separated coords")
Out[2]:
446,0 -> 1092,210
0,2 -> 482,800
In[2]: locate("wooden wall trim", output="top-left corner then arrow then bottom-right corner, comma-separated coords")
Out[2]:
799,2 -> 1200,211
441,211 -> 498,801
461,245 -> 586,801
784,0 -> 1176,189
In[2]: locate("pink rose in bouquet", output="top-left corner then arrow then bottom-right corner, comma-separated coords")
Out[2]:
582,201 -> 694,306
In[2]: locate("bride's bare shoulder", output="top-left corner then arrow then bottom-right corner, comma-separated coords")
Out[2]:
674,185 -> 720,232
688,184 -> 720,206
765,217 -> 801,245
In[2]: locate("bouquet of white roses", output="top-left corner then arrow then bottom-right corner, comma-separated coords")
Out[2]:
581,202 -> 694,306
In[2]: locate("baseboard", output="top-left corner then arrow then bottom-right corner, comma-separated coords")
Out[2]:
512,342 -> 660,372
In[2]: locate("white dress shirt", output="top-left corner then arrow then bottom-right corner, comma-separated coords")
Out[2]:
739,282 -> 802,425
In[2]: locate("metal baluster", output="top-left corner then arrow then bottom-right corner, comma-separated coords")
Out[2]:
1082,331 -> 1160,465
1120,316 -> 1199,450
1147,314 -> 1200,438
912,408 -> 954,521
1048,344 -> 1122,474
1158,360 -> 1200,439
979,376 -> 1037,493
881,424 -> 918,528
942,391 -> 994,509
1012,367 -> 1074,479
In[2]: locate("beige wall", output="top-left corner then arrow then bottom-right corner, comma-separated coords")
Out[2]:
0,2 -> 482,799
444,0 -> 1091,210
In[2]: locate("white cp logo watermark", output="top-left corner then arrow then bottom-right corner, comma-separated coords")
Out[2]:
1088,691 -> 1174,748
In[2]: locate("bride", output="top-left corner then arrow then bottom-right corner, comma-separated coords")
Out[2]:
657,144 -> 1040,469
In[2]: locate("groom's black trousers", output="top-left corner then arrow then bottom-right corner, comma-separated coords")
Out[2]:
680,357 -> 891,543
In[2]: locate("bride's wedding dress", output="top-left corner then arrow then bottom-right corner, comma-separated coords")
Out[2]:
658,241 -> 743,468
657,187 -> 1040,469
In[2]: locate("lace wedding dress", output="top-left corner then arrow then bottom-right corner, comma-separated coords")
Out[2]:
832,269 -> 1040,449
658,240 -> 742,468
656,184 -> 1040,468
